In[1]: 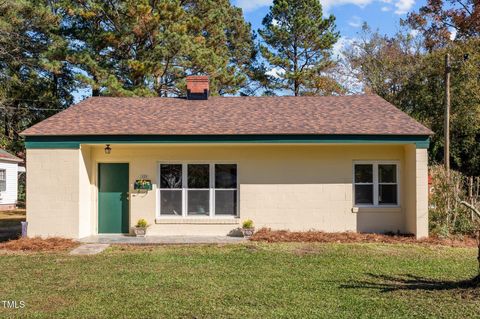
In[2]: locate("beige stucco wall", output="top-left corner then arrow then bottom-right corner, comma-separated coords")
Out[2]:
404,145 -> 429,238
26,149 -> 81,237
78,145 -> 93,238
26,143 -> 429,238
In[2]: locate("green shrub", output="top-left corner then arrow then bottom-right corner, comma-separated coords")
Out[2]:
242,219 -> 254,229
135,218 -> 149,228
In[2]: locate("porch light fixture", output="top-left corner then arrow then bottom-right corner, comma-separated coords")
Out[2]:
104,144 -> 112,154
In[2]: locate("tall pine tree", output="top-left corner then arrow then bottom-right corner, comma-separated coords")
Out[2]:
59,0 -> 256,97
0,0 -> 75,154
259,0 -> 341,96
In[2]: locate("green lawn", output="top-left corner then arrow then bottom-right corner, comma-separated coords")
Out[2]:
0,209 -> 25,221
0,243 -> 479,318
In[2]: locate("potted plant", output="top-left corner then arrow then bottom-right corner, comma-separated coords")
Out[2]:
134,179 -> 152,191
133,218 -> 149,237
241,219 -> 255,237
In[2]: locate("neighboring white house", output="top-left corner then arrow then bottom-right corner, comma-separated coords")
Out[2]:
0,149 -> 23,210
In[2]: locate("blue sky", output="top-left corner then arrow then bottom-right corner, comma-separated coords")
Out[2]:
233,0 -> 423,43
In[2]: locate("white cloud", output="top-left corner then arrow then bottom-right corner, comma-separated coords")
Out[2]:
331,37 -> 364,94
394,0 -> 415,14
449,28 -> 457,40
266,67 -> 285,78
320,0 -> 374,14
235,0 -> 374,15
234,0 -> 272,12
409,29 -> 419,37
348,16 -> 363,28
234,0 -> 414,17
332,36 -> 355,58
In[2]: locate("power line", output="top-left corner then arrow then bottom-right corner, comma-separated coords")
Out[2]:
0,106 -> 66,111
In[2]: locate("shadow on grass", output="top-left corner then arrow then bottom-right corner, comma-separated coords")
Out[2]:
341,273 -> 480,297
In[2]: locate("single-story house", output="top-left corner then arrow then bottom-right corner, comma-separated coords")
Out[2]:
21,76 -> 432,239
0,149 -> 23,210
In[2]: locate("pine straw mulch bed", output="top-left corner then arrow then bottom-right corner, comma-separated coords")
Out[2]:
249,228 -> 478,247
0,237 -> 78,252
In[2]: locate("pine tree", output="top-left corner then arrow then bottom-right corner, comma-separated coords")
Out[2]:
259,0 -> 341,96
0,0 -> 75,154
60,0 -> 256,97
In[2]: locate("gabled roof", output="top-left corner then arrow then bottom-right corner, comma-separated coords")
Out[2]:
0,149 -> 23,163
21,95 -> 432,136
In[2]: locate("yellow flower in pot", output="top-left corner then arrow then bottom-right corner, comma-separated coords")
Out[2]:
241,219 -> 255,238
134,218 -> 149,237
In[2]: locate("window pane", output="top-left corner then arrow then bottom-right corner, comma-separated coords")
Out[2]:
379,164 -> 397,183
188,190 -> 209,215
215,164 -> 237,189
355,185 -> 373,205
379,185 -> 398,205
188,164 -> 209,188
355,164 -> 373,183
160,190 -> 182,215
215,190 -> 237,215
0,170 -> 5,191
160,164 -> 182,188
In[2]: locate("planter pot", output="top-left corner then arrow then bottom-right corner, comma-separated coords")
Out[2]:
134,180 -> 153,191
134,227 -> 147,237
241,227 -> 255,238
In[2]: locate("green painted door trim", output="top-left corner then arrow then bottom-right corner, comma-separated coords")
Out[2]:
24,134 -> 430,149
98,163 -> 129,234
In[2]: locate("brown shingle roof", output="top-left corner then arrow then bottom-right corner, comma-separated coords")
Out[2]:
0,149 -> 22,162
21,95 -> 432,136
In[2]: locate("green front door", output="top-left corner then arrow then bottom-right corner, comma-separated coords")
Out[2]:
98,163 -> 129,234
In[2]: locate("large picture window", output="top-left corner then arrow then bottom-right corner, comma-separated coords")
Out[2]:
353,162 -> 399,206
158,163 -> 238,217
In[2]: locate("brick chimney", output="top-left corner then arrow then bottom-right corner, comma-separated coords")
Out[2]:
186,76 -> 209,100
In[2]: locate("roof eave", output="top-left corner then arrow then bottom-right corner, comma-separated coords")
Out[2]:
24,134 -> 431,149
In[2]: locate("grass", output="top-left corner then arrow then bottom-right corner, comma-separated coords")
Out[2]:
0,242 -> 479,318
0,209 -> 26,221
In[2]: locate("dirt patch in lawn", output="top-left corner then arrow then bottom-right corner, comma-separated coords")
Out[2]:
0,237 -> 78,252
250,228 -> 478,247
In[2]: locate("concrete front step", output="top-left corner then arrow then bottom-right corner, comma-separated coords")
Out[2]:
69,244 -> 110,255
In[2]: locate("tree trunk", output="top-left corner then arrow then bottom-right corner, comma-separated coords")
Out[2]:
92,75 -> 100,96
293,42 -> 299,96
477,229 -> 480,276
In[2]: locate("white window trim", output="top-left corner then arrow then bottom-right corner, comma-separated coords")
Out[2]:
353,161 -> 400,208
156,162 -> 239,219
0,169 -> 6,192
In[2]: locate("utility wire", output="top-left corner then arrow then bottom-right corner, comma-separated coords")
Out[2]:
0,106 -> 66,111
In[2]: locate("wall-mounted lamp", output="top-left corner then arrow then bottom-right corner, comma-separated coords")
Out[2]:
104,144 -> 112,154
